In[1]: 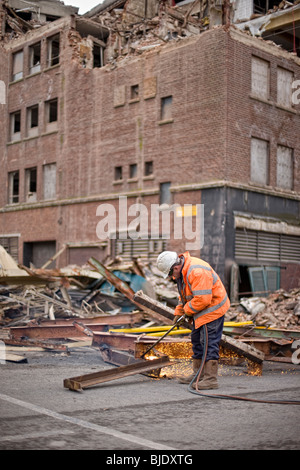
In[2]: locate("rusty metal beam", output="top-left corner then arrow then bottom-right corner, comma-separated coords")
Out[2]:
29,312 -> 144,327
9,312 -> 144,340
88,257 -> 136,301
10,323 -> 107,340
63,356 -> 174,391
92,331 -> 193,358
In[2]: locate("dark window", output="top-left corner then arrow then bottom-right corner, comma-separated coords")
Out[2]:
29,105 -> 38,128
13,111 -> 21,133
46,99 -> 58,123
144,161 -> 153,176
25,167 -> 37,202
8,171 -> 19,204
29,42 -> 41,74
130,85 -> 139,100
48,34 -> 60,67
93,44 -> 103,68
114,166 -> 123,180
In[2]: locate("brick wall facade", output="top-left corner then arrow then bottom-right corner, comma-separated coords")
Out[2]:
0,21 -> 299,293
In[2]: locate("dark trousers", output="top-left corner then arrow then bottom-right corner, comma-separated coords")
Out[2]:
191,315 -> 224,362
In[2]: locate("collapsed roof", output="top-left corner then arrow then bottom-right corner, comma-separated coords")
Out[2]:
0,0 -> 299,58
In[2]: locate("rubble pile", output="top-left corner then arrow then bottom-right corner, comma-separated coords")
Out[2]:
97,3 -> 207,62
226,289 -> 300,330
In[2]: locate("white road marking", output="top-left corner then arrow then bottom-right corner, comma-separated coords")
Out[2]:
0,393 -> 175,450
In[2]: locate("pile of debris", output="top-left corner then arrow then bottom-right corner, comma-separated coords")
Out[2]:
1,245 -> 300,383
226,289 -> 300,330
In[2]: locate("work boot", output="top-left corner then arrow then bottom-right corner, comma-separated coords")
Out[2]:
177,358 -> 203,384
193,360 -> 219,390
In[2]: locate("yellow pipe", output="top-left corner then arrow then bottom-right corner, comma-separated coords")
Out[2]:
109,326 -> 186,334
109,321 -> 254,335
144,329 -> 191,336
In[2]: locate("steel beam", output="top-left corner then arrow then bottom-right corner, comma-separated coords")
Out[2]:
63,356 -> 174,391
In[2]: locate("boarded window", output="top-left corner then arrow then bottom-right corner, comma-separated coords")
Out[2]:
25,167 -> 37,202
29,42 -> 41,74
0,80 -> 6,105
251,137 -> 269,185
277,145 -> 293,189
47,34 -> 60,67
160,182 -> 171,204
251,56 -> 270,100
129,163 -> 137,179
160,96 -> 172,121
12,51 -> 23,81
43,163 -> 56,200
277,67 -> 293,108
8,171 -> 19,204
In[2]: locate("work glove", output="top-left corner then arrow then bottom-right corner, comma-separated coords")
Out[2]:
173,314 -> 185,325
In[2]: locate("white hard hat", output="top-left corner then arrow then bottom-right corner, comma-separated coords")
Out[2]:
156,251 -> 178,279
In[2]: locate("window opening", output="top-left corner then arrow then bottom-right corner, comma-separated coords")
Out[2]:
12,51 -> 23,81
161,96 -> 172,121
114,166 -> 123,181
25,167 -> 37,202
129,164 -> 137,179
47,34 -> 60,67
8,171 -> 19,204
144,161 -> 153,176
29,43 -> 41,74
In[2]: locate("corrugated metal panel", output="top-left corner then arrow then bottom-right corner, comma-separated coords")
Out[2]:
281,235 -> 300,262
235,229 -> 257,260
257,232 -> 280,261
235,229 -> 300,263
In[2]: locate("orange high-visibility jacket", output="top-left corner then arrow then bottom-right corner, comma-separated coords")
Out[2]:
174,251 -> 230,329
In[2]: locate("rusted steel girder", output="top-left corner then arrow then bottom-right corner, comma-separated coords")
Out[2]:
92,331 -> 193,358
63,356 -> 174,391
9,312 -> 144,340
10,323 -> 107,340
29,312 -> 144,327
88,257 -> 136,301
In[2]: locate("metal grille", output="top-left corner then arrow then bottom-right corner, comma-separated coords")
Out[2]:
112,238 -> 167,262
0,237 -> 19,262
235,229 -> 300,263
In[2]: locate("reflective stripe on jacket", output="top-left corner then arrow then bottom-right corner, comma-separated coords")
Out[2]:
174,251 -> 230,329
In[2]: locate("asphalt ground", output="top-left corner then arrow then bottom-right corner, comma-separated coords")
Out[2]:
0,344 -> 299,456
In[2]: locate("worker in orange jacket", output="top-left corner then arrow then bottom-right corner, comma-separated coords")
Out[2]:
157,251 -> 230,389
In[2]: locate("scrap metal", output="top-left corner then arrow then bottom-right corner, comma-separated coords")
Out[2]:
63,356 -> 175,391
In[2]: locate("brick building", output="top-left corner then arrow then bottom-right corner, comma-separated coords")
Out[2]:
0,0 -> 300,299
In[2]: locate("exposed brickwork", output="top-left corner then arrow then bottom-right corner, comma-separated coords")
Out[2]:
0,20 -> 299,293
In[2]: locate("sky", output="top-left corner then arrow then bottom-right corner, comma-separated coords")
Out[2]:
66,0 -> 103,14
